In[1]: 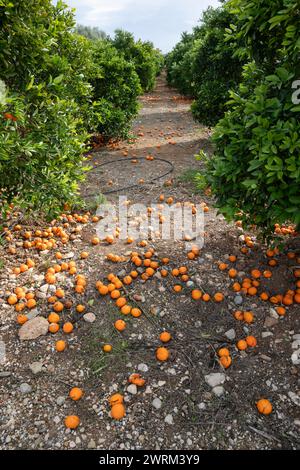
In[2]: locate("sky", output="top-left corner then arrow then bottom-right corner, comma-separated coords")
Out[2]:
63,0 -> 221,53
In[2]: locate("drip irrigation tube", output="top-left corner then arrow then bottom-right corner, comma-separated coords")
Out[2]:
84,156 -> 174,197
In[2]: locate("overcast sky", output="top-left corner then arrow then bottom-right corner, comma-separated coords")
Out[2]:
64,0 -> 221,53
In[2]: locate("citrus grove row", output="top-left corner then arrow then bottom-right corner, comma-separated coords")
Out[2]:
166,0 -> 300,238
0,0 -> 163,217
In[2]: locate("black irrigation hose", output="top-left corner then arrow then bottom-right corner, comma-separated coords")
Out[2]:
84,156 -> 174,197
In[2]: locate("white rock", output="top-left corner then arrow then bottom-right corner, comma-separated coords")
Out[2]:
127,384 -> 137,395
224,329 -> 236,340
19,383 -> 32,394
212,386 -> 224,397
288,391 -> 300,406
262,332 -> 273,338
164,414 -> 174,425
292,340 -> 300,350
29,362 -> 43,375
18,317 -> 49,340
138,363 -> 149,372
205,373 -> 225,388
83,312 -> 96,323
291,350 -> 300,365
152,398 -> 162,410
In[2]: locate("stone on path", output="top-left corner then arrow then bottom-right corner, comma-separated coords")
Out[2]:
18,317 -> 49,341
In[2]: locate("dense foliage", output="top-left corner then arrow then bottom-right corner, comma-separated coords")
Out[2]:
113,30 -> 164,92
0,0 -> 161,216
89,40 -> 141,139
166,6 -> 244,126
206,0 -> 300,237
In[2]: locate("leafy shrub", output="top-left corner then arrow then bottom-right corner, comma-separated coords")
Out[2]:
166,6 -> 244,126
0,0 -> 91,216
89,40 -> 142,140
113,30 -> 164,92
206,0 -> 300,237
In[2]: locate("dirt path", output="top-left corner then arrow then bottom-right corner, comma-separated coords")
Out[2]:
0,75 -> 299,450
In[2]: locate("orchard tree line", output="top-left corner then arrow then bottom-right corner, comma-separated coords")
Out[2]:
0,0 -> 163,216
166,0 -> 300,238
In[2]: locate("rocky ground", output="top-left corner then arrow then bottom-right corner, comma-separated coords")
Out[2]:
0,74 -> 299,450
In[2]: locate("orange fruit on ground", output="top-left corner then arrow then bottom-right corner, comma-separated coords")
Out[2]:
111,404 -> 126,420
55,289 -> 64,298
218,348 -> 230,357
123,276 -> 132,285
131,308 -> 142,318
172,268 -> 179,277
228,269 -> 237,278
64,415 -> 80,429
228,255 -> 237,262
260,292 -> 269,301
173,285 -> 182,293
76,304 -> 85,313
282,296 -> 293,306
251,269 -> 261,279
160,331 -> 171,343
116,297 -> 127,308
91,237 -> 100,245
109,393 -> 124,407
56,340 -> 66,352
247,287 -> 257,296
237,340 -> 248,351
263,270 -> 272,278
114,319 -> 126,331
232,282 -> 241,292
17,314 -> 28,325
63,322 -> 74,334
256,399 -> 272,415
48,313 -> 60,324
156,347 -> 169,361
49,323 -> 59,333
69,387 -> 83,401
233,310 -> 244,321
121,305 -> 131,315
110,289 -> 121,300
214,292 -> 224,302
243,311 -> 254,324
218,263 -> 228,271
276,306 -> 286,316
80,251 -> 89,259
219,355 -> 232,369
53,301 -> 64,313
202,293 -> 211,302
246,336 -> 257,347
8,294 -> 18,305
98,285 -> 109,296
129,373 -> 146,387
187,252 -> 196,260
191,289 -> 202,300
103,344 -> 112,353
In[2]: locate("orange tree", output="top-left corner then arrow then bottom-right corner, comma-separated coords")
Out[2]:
0,1 -> 146,217
205,0 -> 300,238
0,0 -> 93,217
